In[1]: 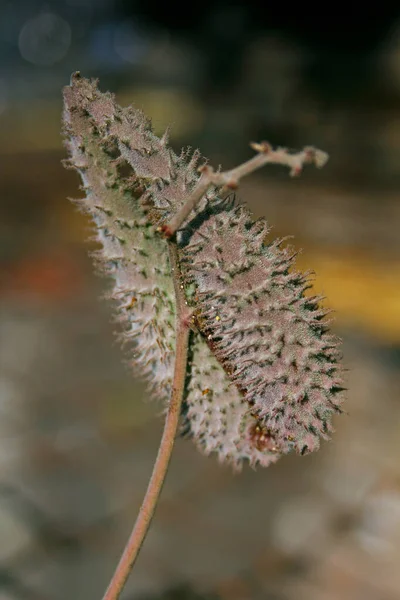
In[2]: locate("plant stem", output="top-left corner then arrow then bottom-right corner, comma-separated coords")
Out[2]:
102,243 -> 190,600
164,143 -> 328,237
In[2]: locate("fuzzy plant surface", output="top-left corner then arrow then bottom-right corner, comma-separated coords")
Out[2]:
62,73 -> 344,470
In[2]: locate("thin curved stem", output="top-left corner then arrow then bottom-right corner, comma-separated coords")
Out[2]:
102,243 -> 190,600
164,143 -> 328,238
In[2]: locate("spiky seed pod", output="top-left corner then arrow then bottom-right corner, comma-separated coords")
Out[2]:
63,74 -> 344,467
63,74 -> 176,402
183,333 -> 286,469
180,201 -> 344,455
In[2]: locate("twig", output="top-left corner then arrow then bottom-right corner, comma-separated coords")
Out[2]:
163,142 -> 328,238
102,243 -> 190,600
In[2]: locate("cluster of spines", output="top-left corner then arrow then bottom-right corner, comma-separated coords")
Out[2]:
63,75 -> 176,402
180,202 -> 344,455
63,75 -> 210,227
183,333 -> 284,469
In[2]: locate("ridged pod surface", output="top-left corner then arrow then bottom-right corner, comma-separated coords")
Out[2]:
63,75 -> 176,402
180,200 -> 344,455
63,75 -> 213,225
183,333 -> 284,469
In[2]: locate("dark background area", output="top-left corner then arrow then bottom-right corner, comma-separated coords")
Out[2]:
0,2 -> 400,599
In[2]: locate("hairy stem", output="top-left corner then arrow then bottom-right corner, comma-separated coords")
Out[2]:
164,142 -> 328,237
102,243 -> 189,600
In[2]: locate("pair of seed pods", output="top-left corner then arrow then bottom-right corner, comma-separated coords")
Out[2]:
63,73 -> 344,470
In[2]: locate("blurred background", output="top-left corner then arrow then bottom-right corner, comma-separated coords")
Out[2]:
1,1 -> 400,599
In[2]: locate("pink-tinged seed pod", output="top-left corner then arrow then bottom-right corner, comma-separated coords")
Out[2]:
63,74 -> 344,467
180,200 -> 344,455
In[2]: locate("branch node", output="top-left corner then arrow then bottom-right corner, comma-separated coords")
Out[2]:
198,164 -> 214,175
250,141 -> 272,154
224,179 -> 239,190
